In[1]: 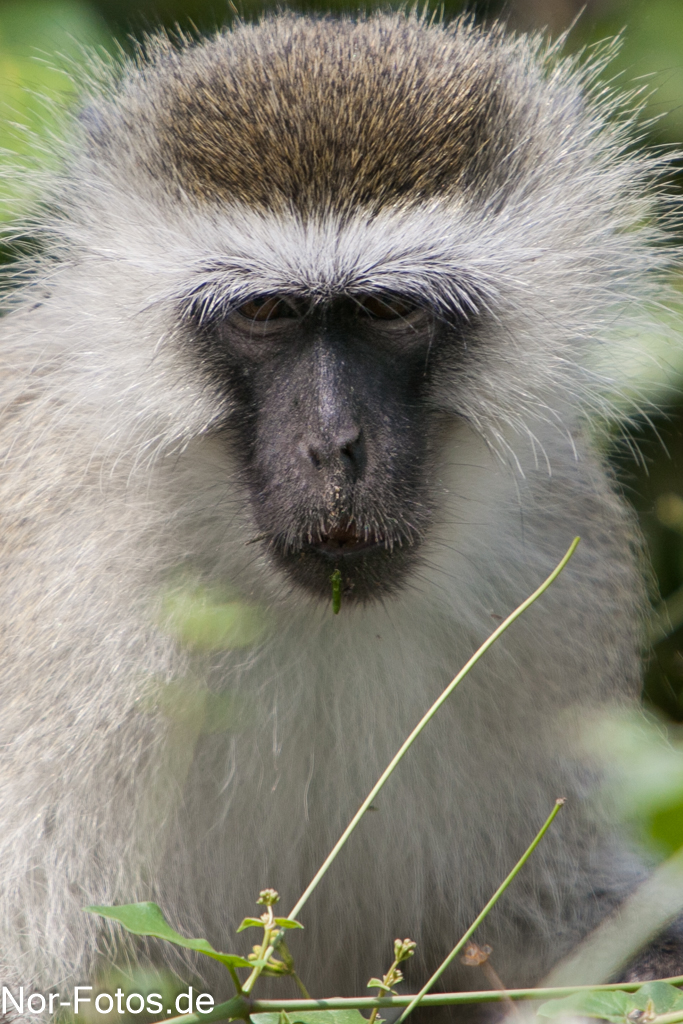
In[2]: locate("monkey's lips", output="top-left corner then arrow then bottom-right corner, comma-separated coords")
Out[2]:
307,524 -> 383,557
267,521 -> 421,602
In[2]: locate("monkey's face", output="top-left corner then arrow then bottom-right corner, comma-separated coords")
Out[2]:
191,293 -> 441,603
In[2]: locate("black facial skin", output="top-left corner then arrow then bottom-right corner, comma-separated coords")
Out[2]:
188,293 -> 448,603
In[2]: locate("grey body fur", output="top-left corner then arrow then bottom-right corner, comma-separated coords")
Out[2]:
0,11 -> 677,1010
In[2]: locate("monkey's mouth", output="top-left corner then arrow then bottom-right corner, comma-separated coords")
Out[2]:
265,518 -> 421,604
306,524 -> 384,557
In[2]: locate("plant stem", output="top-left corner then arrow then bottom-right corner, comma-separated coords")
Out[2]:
242,538 -> 580,995
253,975 -> 683,1010
397,799 -> 566,1023
157,974 -> 683,1024
227,963 -> 243,995
291,539 -> 579,923
651,1012 -> 683,1024
293,973 -> 311,999
244,919 -> 275,995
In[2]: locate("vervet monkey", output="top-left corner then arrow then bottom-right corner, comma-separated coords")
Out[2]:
0,10 -> 680,1012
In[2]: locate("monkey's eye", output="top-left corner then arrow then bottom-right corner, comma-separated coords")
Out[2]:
236,296 -> 303,321
357,295 -> 417,320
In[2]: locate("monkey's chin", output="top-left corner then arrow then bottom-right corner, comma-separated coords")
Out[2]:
270,526 -> 419,604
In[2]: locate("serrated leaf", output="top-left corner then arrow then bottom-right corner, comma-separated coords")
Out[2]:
632,982 -> 683,1014
85,903 -> 252,969
537,989 -> 635,1021
273,918 -> 304,929
237,917 -> 266,931
253,1012 -> 371,1024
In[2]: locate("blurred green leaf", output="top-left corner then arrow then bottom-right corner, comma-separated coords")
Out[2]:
538,982 -> 683,1021
161,585 -> 269,651
237,917 -> 266,931
0,1 -> 109,220
537,988 -> 634,1021
588,0 -> 683,146
151,680 -> 247,734
589,713 -> 683,857
253,1012 -> 371,1024
633,981 -> 683,1013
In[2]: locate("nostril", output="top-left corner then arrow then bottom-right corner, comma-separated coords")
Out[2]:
306,429 -> 364,477
340,430 -> 365,481
341,440 -> 358,466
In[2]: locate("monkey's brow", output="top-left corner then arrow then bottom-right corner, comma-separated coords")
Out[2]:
161,204 -> 505,320
179,289 -> 480,329
177,274 -> 486,324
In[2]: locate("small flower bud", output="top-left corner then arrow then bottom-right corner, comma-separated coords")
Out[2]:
394,938 -> 417,961
257,888 -> 280,906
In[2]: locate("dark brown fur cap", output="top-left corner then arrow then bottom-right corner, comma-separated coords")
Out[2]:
95,14 -> 568,216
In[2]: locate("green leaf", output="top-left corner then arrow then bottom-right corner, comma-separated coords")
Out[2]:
584,713 -> 683,858
161,585 -> 268,651
538,984 -> 683,1022
647,800 -> 683,857
273,918 -> 304,929
537,989 -> 635,1021
237,917 -> 266,931
632,982 -> 683,1014
85,903 -> 253,970
367,979 -> 396,994
253,1012 -> 370,1024
204,953 -> 255,970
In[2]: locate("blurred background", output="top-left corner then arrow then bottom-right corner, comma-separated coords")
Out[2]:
0,0 -> 682,723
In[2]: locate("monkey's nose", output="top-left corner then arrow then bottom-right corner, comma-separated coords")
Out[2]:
306,426 -> 365,481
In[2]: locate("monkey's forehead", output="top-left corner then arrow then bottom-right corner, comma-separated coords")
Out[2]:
84,14 -> 588,217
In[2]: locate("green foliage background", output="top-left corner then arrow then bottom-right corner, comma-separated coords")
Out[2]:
0,0 -> 681,721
